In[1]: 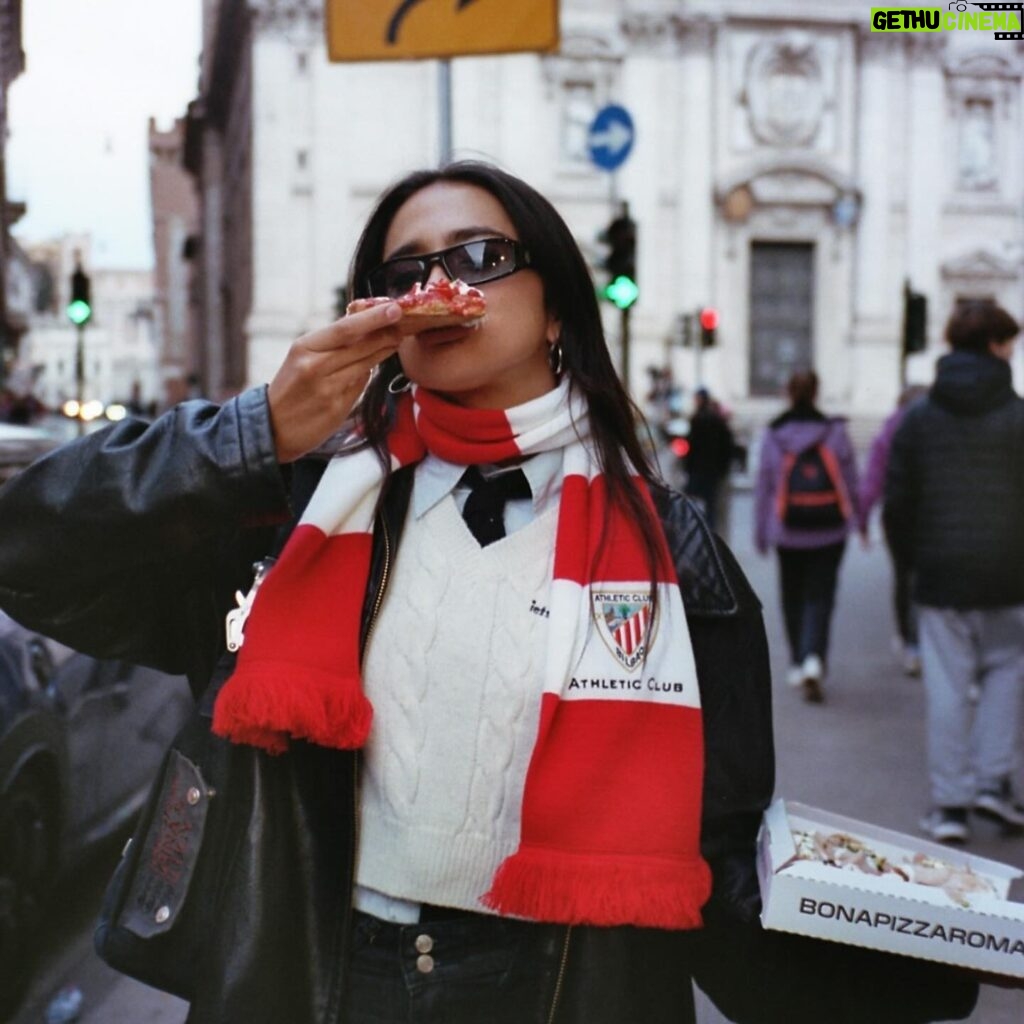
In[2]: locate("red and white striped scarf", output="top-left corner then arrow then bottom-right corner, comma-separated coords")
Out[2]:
213,380 -> 711,928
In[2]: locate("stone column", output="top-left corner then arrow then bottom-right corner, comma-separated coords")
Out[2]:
905,36 -> 946,319
676,17 -> 716,320
851,31 -> 900,343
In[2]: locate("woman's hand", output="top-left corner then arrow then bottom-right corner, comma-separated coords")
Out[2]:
267,303 -> 403,463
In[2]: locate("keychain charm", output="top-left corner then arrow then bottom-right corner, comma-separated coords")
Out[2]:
225,558 -> 275,652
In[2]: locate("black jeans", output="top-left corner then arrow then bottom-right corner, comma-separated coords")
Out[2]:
776,542 -> 846,666
344,909 -> 565,1024
887,543 -> 918,646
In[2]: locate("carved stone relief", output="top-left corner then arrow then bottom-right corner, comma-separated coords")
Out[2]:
945,51 -> 1021,196
741,33 -> 827,148
958,98 -> 997,190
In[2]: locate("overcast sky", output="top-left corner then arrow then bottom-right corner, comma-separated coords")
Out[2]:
7,0 -> 202,270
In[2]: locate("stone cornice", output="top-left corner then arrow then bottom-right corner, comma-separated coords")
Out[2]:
618,12 -> 720,55
945,50 -> 1022,81
715,156 -> 860,207
540,28 -> 622,92
249,0 -> 322,29
855,26 -> 904,60
941,248 -> 1021,280
904,33 -> 946,64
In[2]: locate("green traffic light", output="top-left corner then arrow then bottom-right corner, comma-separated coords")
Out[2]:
67,299 -> 92,325
603,275 -> 639,311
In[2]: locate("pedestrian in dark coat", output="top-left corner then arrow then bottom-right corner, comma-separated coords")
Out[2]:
884,301 -> 1024,845
683,387 -> 735,532
0,164 -> 980,1023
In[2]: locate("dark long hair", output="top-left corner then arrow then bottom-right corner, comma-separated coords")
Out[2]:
349,161 -> 666,589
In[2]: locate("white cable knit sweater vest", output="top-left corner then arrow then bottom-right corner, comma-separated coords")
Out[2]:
357,491 -> 558,913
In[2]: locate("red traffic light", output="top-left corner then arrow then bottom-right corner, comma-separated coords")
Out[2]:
669,437 -> 691,459
699,307 -> 719,331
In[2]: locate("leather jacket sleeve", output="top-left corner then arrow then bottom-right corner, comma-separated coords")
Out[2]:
0,389 -> 291,688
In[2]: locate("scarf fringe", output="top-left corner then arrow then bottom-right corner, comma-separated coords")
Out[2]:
482,848 -> 711,929
211,663 -> 373,754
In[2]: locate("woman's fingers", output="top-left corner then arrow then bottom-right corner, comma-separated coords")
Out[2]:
267,310 -> 404,463
302,302 -> 402,353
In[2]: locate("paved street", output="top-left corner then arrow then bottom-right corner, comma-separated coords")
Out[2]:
695,491 -> 1024,1023
11,490 -> 1024,1023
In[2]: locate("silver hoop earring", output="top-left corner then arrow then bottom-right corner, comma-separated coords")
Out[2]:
387,372 -> 412,394
548,340 -> 564,377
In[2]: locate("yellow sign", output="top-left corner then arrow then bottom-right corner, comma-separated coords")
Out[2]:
326,0 -> 560,62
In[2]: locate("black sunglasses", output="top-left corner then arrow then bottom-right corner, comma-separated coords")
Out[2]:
367,237 -> 531,299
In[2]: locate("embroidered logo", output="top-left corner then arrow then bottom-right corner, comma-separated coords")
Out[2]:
591,590 -> 656,671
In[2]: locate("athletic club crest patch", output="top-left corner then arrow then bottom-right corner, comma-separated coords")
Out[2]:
592,590 -> 657,671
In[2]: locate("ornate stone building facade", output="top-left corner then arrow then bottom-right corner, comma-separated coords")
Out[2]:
149,117 -> 200,405
0,0 -> 25,381
185,0 -> 1024,415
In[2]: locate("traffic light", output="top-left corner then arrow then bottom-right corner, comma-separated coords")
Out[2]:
902,284 -> 927,355
67,266 -> 92,326
600,204 -> 638,310
699,306 -> 719,348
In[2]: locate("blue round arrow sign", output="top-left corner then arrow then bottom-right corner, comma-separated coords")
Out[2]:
587,105 -> 635,172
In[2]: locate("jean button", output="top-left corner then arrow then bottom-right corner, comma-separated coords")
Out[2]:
415,933 -> 434,954
416,953 -> 435,974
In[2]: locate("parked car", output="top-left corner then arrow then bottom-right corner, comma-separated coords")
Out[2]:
0,424 -> 194,1018
0,422 -> 58,485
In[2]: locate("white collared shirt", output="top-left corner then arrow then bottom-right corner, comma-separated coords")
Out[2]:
412,448 -> 564,530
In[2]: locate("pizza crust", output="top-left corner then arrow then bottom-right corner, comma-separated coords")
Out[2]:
346,279 -> 486,334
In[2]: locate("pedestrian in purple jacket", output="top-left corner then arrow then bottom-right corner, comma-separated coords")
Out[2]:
754,370 -> 863,703
860,385 -> 928,676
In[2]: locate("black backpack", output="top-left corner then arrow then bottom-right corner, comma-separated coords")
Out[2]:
777,442 -> 850,529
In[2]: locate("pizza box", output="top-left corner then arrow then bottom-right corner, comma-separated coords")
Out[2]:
757,799 -> 1024,977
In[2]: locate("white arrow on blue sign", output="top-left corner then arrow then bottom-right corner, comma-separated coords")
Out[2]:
587,105 -> 635,172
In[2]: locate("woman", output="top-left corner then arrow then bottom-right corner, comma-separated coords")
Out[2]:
0,165 -> 976,1023
754,370 -> 863,703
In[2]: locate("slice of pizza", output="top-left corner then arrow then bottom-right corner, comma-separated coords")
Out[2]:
347,279 -> 486,334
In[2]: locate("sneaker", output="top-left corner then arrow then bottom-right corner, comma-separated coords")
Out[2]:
920,807 -> 970,844
801,654 -> 824,682
974,781 -> 1024,829
802,677 -> 824,704
800,654 -> 824,703
902,646 -> 921,677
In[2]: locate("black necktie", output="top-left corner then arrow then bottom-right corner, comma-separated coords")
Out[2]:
460,466 -> 532,547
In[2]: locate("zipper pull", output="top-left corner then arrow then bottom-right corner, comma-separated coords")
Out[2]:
225,558 -> 276,653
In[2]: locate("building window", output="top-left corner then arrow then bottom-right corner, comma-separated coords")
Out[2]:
297,52 -> 308,73
561,81 -> 597,165
958,98 -> 997,191
297,149 -> 308,170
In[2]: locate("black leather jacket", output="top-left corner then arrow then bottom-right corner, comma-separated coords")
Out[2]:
0,390 -> 977,1024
